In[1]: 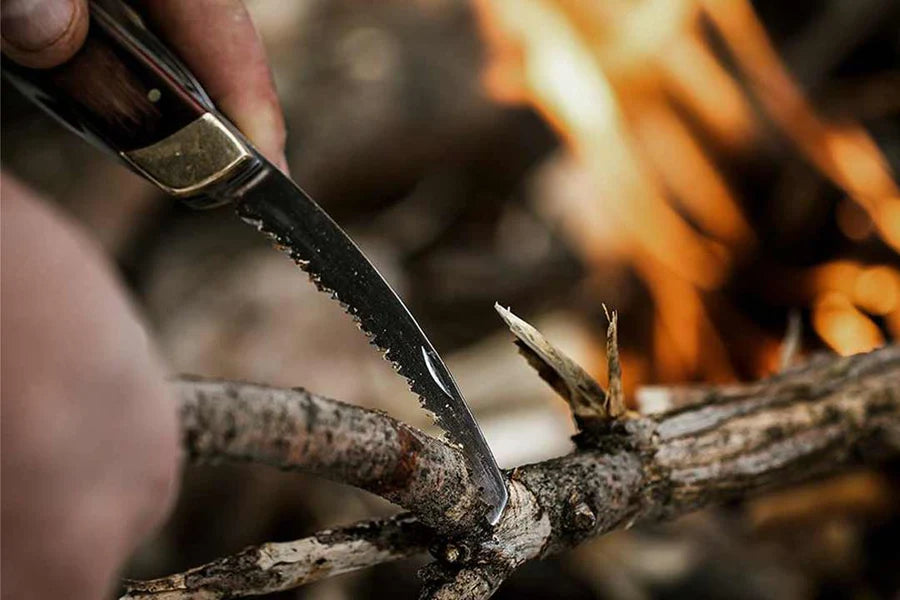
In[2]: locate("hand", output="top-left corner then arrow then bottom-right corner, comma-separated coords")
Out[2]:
1,175 -> 180,599
1,2 -> 287,598
0,0 -> 288,170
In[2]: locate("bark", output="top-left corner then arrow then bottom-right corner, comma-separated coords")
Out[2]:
126,345 -> 900,600
421,345 -> 900,598
177,377 -> 482,533
122,514 -> 431,599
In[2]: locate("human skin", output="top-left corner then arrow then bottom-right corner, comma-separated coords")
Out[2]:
1,1 -> 288,597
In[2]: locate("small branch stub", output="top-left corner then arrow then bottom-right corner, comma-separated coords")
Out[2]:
495,303 -> 629,429
779,310 -> 802,372
565,492 -> 597,532
603,304 -> 626,418
495,303 -> 609,426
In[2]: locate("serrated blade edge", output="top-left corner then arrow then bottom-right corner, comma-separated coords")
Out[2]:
231,162 -> 508,525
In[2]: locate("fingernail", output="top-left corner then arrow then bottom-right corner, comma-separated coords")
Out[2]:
1,0 -> 75,51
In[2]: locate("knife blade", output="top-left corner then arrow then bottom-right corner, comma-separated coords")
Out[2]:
233,159 -> 509,524
1,0 -> 508,524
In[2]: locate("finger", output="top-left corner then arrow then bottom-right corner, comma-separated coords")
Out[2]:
137,0 -> 288,172
1,0 -> 88,68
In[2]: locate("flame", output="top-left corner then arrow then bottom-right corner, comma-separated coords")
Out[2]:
657,30 -> 755,151
808,262 -> 900,315
700,0 -> 900,252
853,266 -> 900,316
471,0 -> 899,379
808,262 -> 900,344
812,292 -> 884,356
630,99 -> 753,248
637,256 -> 736,381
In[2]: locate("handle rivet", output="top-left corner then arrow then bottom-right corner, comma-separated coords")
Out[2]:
147,88 -> 162,103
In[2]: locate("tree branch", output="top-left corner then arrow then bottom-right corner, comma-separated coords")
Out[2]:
177,377 -> 483,533
128,342 -> 900,600
122,514 -> 431,599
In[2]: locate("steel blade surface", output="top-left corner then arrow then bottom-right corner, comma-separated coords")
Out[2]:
231,162 -> 508,524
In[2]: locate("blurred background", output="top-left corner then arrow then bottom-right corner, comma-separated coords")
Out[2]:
3,0 -> 900,597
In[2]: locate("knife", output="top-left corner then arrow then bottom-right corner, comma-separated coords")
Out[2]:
2,0 -> 508,525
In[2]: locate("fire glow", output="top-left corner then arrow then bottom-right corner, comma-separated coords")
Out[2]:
471,0 -> 899,377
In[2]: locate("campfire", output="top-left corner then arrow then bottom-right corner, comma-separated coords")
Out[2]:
471,0 -> 899,386
4,1 -> 898,598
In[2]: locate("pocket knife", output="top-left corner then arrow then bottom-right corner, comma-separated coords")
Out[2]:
2,0 -> 507,524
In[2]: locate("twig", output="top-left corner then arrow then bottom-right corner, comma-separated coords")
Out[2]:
603,304 -> 626,417
494,304 -> 611,426
778,310 -> 802,372
122,514 -> 431,600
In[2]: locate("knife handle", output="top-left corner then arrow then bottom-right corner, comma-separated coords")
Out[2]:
1,0 -> 259,207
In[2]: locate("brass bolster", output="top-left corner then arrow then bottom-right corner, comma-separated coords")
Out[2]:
122,113 -> 252,197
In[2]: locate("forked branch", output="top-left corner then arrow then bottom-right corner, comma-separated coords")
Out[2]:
124,312 -> 900,600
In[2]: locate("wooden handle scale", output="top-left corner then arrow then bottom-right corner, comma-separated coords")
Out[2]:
1,0 -> 260,207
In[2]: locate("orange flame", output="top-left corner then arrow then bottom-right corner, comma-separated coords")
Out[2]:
700,0 -> 900,252
812,292 -> 884,356
471,0 -> 899,379
808,262 -> 900,347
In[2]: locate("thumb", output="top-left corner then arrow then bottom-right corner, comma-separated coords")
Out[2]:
1,0 -> 88,68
